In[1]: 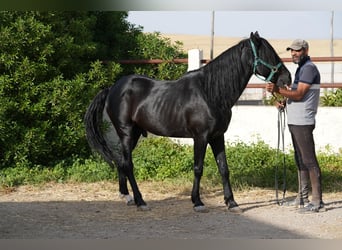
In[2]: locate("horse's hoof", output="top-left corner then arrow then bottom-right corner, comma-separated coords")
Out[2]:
126,199 -> 135,206
228,206 -> 243,213
193,205 -> 209,213
119,193 -> 135,206
137,205 -> 151,211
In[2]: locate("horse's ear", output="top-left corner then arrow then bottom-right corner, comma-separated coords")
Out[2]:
250,32 -> 254,39
250,31 -> 261,47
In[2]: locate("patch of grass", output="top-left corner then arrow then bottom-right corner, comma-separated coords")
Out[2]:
1,137 -> 341,193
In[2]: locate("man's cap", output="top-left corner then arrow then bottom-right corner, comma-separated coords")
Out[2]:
286,39 -> 309,51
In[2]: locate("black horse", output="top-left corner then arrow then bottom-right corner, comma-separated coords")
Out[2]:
84,32 -> 291,212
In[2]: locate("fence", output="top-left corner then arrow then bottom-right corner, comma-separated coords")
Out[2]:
117,52 -> 342,90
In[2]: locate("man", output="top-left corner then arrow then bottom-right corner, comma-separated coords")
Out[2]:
266,39 -> 324,213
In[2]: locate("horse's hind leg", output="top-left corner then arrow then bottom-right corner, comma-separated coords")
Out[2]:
118,169 -> 135,205
120,127 -> 149,211
192,137 -> 209,212
122,156 -> 149,210
117,128 -> 145,206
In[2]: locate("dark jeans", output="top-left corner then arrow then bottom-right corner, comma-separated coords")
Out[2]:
288,124 -> 322,204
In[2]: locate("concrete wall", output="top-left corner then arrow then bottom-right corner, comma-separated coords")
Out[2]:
171,106 -> 342,154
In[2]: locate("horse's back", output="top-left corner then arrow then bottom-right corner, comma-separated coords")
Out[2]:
105,74 -> 216,138
107,73 -> 203,110
106,75 -> 155,112
110,74 -> 155,97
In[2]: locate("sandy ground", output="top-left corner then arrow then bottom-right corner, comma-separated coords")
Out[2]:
0,181 -> 341,239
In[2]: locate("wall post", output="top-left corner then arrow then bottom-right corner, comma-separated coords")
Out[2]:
187,49 -> 204,71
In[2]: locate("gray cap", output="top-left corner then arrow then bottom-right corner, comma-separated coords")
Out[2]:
286,39 -> 309,51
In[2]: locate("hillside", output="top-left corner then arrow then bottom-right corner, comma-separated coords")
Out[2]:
163,34 -> 342,59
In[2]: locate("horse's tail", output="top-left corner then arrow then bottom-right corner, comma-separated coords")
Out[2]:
84,87 -> 121,168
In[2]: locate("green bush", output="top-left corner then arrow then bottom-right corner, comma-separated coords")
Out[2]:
0,12 -> 188,170
3,137 -> 340,193
0,165 -> 65,187
321,88 -> 342,106
128,32 -> 187,80
224,141 -> 294,190
132,136 -> 193,180
66,158 -> 116,183
0,156 -> 116,187
317,151 -> 342,192
0,11 -> 131,169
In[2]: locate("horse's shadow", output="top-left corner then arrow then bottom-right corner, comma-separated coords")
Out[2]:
320,199 -> 342,211
203,192 -> 342,213
238,200 -> 276,212
259,195 -> 342,212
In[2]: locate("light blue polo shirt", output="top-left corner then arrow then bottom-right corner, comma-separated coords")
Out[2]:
287,57 -> 321,125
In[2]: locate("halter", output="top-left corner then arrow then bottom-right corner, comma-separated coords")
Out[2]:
250,39 -> 283,82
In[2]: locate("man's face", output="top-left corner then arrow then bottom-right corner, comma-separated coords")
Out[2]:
290,48 -> 308,64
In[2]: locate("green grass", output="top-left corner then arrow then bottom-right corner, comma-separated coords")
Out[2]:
1,137 -> 341,192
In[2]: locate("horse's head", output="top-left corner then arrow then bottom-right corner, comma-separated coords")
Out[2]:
249,31 -> 291,87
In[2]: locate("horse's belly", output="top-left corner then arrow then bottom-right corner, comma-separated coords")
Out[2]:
142,120 -> 193,138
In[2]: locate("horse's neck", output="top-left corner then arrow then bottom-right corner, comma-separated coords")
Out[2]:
202,59 -> 253,110
228,73 -> 252,106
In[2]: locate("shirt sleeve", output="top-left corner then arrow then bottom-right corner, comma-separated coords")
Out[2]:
299,64 -> 318,85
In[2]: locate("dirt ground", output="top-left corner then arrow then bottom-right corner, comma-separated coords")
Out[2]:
0,181 -> 341,239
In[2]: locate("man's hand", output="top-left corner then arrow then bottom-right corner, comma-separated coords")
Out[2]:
266,83 -> 279,94
266,83 -> 287,110
275,99 -> 286,110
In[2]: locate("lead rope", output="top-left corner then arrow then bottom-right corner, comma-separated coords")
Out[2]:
275,105 -> 287,205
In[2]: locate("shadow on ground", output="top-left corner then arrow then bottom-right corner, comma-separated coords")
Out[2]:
0,197 -> 309,239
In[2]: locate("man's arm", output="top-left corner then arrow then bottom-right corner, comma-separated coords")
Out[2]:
266,82 -> 311,101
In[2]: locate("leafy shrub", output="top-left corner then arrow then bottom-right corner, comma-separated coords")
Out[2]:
128,32 -> 188,80
0,12 -> 189,171
66,158 -> 116,183
1,137 -> 341,193
0,165 -> 65,187
317,151 -> 342,192
0,12 -> 129,169
321,88 -> 342,106
133,136 -> 193,180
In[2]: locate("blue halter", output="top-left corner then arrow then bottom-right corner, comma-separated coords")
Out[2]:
250,39 -> 283,82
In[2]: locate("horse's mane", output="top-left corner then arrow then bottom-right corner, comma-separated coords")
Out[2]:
199,38 -> 251,110
181,35 -> 281,112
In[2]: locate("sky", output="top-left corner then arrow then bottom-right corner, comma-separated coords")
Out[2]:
127,11 -> 342,39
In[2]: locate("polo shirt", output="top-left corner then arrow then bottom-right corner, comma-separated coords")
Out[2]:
287,56 -> 321,125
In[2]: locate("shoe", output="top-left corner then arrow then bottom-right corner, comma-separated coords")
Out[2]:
299,202 -> 326,213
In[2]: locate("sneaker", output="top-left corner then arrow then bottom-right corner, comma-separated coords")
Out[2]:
299,202 -> 326,213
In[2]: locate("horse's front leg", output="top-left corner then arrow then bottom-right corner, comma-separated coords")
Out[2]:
209,135 -> 243,213
191,137 -> 209,212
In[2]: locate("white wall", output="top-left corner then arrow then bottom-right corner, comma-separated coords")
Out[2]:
171,106 -> 342,154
